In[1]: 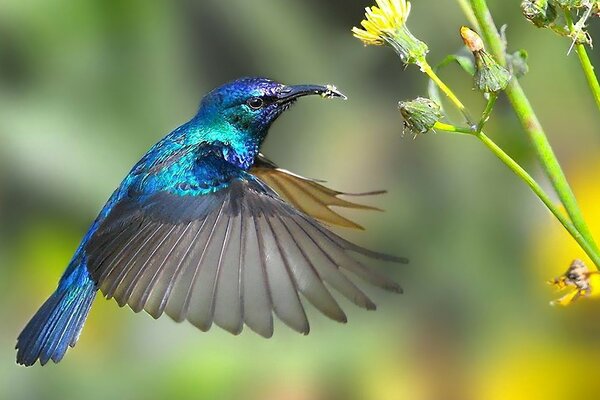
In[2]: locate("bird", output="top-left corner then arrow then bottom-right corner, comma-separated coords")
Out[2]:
15,77 -> 407,366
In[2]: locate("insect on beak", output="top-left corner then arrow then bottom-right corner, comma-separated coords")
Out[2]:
276,84 -> 347,103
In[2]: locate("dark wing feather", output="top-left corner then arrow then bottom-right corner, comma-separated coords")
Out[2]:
85,177 -> 406,337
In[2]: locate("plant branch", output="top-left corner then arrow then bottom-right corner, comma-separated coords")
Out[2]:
456,0 -> 480,30
563,8 -> 600,111
433,121 -> 474,135
475,131 -> 600,268
467,0 -> 600,263
477,93 -> 497,132
433,120 -> 600,266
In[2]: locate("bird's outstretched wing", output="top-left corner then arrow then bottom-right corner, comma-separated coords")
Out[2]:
250,154 -> 384,230
85,175 -> 406,338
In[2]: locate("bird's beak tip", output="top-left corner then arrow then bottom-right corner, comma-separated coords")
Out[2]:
322,85 -> 348,101
278,84 -> 348,102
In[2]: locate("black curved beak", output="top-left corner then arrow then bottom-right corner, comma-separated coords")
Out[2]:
276,84 -> 347,103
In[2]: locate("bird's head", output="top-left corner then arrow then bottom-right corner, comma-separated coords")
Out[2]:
196,77 -> 346,142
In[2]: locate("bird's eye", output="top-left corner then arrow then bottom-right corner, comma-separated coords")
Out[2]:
246,97 -> 264,110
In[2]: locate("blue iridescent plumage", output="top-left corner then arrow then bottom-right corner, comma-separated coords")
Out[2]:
16,77 -> 407,366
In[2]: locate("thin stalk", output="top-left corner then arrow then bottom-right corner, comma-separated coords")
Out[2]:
433,118 -> 600,266
467,0 -> 600,262
433,121 -> 474,135
476,131 -> 600,268
563,9 -> 600,111
456,0 -> 480,30
420,61 -> 473,124
477,93 -> 497,132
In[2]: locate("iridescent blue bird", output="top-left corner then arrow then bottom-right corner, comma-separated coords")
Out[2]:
16,77 -> 407,366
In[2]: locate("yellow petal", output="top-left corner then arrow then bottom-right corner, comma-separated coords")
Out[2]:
353,0 -> 410,46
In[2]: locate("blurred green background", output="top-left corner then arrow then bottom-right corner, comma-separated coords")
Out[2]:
1,1 -> 600,399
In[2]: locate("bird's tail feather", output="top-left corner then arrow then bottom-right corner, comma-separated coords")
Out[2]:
16,264 -> 96,366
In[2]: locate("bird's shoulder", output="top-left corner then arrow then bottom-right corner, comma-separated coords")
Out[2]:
125,139 -> 245,198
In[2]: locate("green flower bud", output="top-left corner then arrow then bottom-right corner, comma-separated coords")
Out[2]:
384,26 -> 430,66
398,97 -> 442,137
460,27 -> 511,93
521,0 -> 557,28
555,0 -> 585,8
474,51 -> 512,93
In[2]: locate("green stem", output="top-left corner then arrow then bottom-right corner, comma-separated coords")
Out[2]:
433,120 -> 600,267
563,9 -> 600,111
456,0 -> 480,30
468,0 -> 600,264
548,24 -> 571,38
433,121 -> 474,135
477,93 -> 497,132
475,131 -> 600,268
421,61 -> 473,124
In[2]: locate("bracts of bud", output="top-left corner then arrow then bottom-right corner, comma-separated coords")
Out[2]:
460,27 -> 511,93
398,97 -> 443,138
521,0 -> 557,28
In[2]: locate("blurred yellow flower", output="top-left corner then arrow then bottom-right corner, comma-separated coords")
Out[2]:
478,340 -> 600,400
532,160 -> 600,306
352,0 -> 428,65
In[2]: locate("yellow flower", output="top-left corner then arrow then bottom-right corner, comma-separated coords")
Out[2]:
352,0 -> 428,65
352,0 -> 411,45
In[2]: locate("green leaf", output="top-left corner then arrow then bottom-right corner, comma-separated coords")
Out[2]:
439,48 -> 476,75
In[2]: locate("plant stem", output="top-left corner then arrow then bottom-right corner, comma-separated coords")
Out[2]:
563,9 -> 600,111
433,120 -> 600,267
420,61 -> 473,124
433,121 -> 474,134
475,131 -> 600,268
573,47 -> 600,110
456,0 -> 480,30
467,0 -> 600,262
477,93 -> 497,132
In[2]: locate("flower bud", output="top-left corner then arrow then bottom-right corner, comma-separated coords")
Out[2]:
460,27 -> 511,93
398,97 -> 442,137
521,0 -> 557,28
555,0 -> 585,8
474,52 -> 512,93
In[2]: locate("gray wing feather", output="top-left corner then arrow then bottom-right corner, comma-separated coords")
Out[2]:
165,202 -> 224,323
85,178 -> 405,337
240,201 -> 274,338
251,195 -> 310,335
268,215 -> 347,323
284,218 -> 377,310
186,199 -> 229,331
213,211 -> 244,334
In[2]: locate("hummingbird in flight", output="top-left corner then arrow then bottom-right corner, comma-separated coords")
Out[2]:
16,77 -> 407,366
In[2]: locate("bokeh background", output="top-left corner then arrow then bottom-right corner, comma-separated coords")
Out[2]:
1,0 -> 599,399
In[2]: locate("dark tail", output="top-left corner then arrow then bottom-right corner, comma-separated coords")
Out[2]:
16,264 -> 96,366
